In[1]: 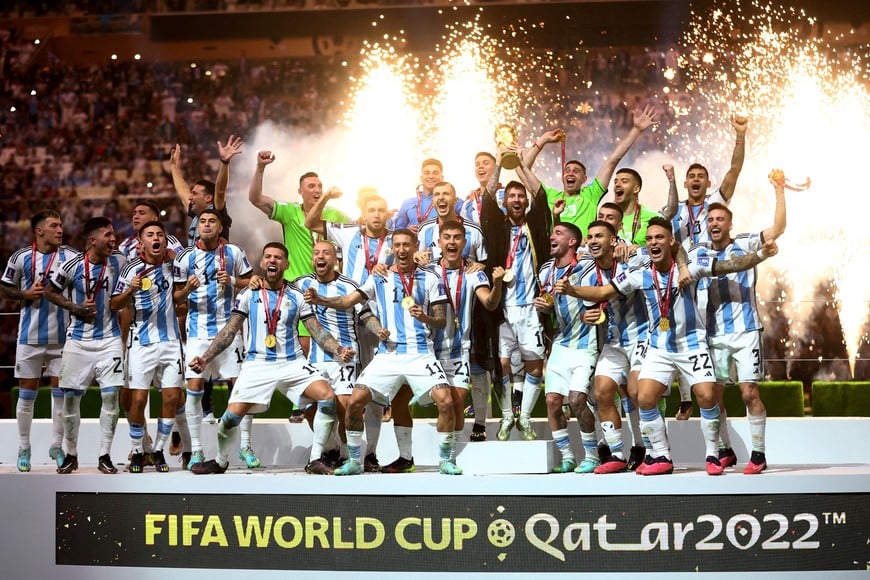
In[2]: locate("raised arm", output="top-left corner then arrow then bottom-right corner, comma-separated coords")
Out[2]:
484,153 -> 505,198
249,150 -> 278,217
214,135 -> 244,211
761,172 -> 787,242
660,164 -> 679,220
169,144 -> 192,208
711,240 -> 776,276
302,186 -> 341,236
475,266 -> 505,310
718,116 -> 748,201
514,151 -> 542,194
521,128 -> 564,168
595,105 -> 657,187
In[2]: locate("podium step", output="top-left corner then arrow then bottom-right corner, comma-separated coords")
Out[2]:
456,439 -> 555,474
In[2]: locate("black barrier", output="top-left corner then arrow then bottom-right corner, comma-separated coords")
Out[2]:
57,492 -> 868,572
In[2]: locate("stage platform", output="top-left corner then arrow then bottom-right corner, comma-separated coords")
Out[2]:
1,418 -> 868,578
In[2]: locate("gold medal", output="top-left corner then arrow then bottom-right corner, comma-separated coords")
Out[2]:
659,318 -> 670,331
502,268 -> 514,283
453,316 -> 460,329
595,311 -> 606,324
542,293 -> 555,307
140,277 -> 152,291
264,334 -> 277,348
401,296 -> 415,309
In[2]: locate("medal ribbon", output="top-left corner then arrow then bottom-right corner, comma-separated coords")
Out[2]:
415,188 -> 435,224
31,243 -> 57,286
441,261 -> 463,326
546,257 -> 576,293
83,255 -> 107,301
364,232 -> 387,273
594,259 -> 616,310
261,284 -> 286,339
651,260 -> 675,328
196,239 -> 226,273
398,267 -> 416,301
505,224 -> 525,270
629,206 -> 641,244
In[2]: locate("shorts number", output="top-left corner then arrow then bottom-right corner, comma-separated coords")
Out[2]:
634,341 -> 648,360
452,360 -> 470,377
111,356 -> 123,373
534,331 -> 543,348
688,353 -> 712,372
425,362 -> 444,376
302,363 -> 319,375
234,347 -> 244,364
176,358 -> 183,375
338,365 -> 355,382
751,347 -> 761,374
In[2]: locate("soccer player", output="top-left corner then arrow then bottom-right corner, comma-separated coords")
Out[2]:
612,166 -> 678,248
0,209 -> 78,471
533,223 -> 602,473
520,106 -> 657,235
416,181 -> 487,264
479,166 -> 552,442
292,241 -> 389,473
558,217 -> 777,476
392,158 -> 461,233
190,243 -> 350,475
304,190 -> 393,469
670,117 -> 748,247
248,150 -> 350,355
117,200 -> 184,259
582,220 -> 650,473
173,209 -> 253,470
111,221 -> 185,473
701,172 -> 787,474
170,136 -> 241,246
460,152 -> 499,224
432,221 -> 504,471
304,229 -> 454,476
44,217 -> 126,474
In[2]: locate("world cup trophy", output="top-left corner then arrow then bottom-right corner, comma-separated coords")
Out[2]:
495,123 -> 520,170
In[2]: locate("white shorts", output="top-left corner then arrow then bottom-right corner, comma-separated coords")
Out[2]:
709,331 -> 764,383
498,304 -> 545,361
595,341 -> 646,385
59,337 -> 124,390
15,343 -> 63,379
545,344 -> 598,397
357,352 -> 448,407
638,347 -> 716,392
440,356 -> 471,390
315,360 -> 358,397
185,335 -> 243,380
230,358 -> 326,414
128,340 -> 184,391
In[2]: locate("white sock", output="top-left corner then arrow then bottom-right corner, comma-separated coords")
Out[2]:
51,387 -> 64,448
747,410 -> 767,453
451,430 -> 462,462
438,431 -> 455,462
63,391 -> 82,457
216,411 -> 241,467
553,428 -> 574,462
16,389 -> 37,449
310,400 -> 336,461
394,425 -> 413,460
128,421 -> 145,454
185,389 -> 204,452
99,387 -> 119,456
519,374 -> 542,420
639,408 -> 670,459
601,420 -> 625,460
699,405 -> 721,459
154,417 -> 175,452
239,414 -> 253,450
346,430 -> 364,462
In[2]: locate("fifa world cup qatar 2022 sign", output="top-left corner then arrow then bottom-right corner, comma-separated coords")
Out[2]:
57,492 -> 868,572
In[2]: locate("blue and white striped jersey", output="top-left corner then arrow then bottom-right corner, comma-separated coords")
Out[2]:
2,244 -> 78,345
699,233 -> 763,336
539,257 -> 597,349
358,266 -> 448,355
669,189 -> 727,248
292,273 -> 372,364
115,258 -> 180,345
417,218 -> 488,263
595,251 -> 651,347
173,243 -> 253,339
50,251 -> 127,341
325,223 -> 393,285
459,187 -> 506,224
118,233 -> 183,260
613,246 -> 716,353
503,224 -> 539,307
432,263 -> 490,359
232,282 -> 311,362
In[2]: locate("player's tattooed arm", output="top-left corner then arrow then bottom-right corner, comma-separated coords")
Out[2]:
421,302 -> 447,329
200,313 -> 244,364
304,316 -> 354,361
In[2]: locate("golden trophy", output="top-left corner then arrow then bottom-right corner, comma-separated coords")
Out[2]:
495,123 -> 520,170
